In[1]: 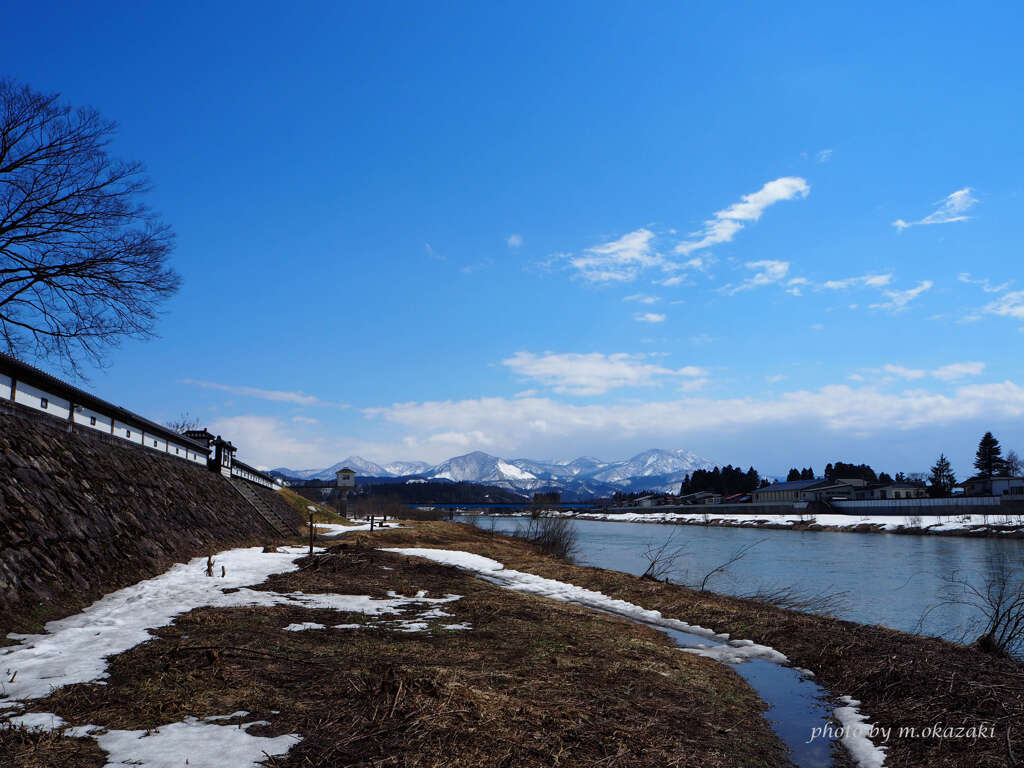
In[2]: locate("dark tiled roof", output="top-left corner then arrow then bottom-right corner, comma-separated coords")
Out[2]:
755,478 -> 825,492
0,352 -> 208,452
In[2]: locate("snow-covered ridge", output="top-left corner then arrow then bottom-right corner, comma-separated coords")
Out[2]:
272,447 -> 715,498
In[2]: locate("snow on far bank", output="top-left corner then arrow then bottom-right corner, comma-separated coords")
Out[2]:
566,510 -> 1023,533
5,712 -> 299,768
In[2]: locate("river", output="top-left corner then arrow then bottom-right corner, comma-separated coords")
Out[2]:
457,515 -> 1024,646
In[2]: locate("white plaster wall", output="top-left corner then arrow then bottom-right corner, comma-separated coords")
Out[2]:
145,434 -> 168,452
113,421 -> 143,444
73,407 -> 113,434
15,381 -> 70,420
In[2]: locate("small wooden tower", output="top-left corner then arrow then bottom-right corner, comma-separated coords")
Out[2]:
336,467 -> 356,488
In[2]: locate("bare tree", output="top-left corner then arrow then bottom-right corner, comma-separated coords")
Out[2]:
697,538 -> 766,591
640,529 -> 689,582
165,412 -> 202,434
932,555 -> 1024,658
0,79 -> 179,373
1006,449 -> 1022,477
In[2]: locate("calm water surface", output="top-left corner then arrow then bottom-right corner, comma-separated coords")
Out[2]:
459,515 -> 1024,642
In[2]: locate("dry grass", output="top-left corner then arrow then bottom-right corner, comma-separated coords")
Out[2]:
277,487 -> 348,524
3,533 -> 787,767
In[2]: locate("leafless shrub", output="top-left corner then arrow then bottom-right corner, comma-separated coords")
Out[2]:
515,515 -> 578,560
696,538 -> 766,591
930,554 -> 1024,659
905,514 -> 923,528
742,584 -> 850,616
640,529 -> 689,582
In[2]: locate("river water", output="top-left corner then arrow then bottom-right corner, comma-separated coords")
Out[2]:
459,515 -> 1024,642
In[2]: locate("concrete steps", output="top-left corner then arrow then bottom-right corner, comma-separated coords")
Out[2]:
229,477 -> 297,537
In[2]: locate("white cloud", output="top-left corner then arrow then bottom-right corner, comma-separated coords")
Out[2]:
932,361 -> 985,381
291,416 -> 319,424
634,312 -> 666,323
958,272 -> 1010,293
822,273 -> 893,290
569,229 -> 660,282
675,177 -> 810,255
679,378 -> 709,392
816,149 -> 833,163
425,242 -> 444,260
182,379 -> 342,407
722,260 -> 790,295
656,275 -> 690,287
884,364 -> 926,380
892,187 -> 977,230
623,293 -> 660,304
786,277 -> 810,296
500,351 -> 707,396
507,234 -> 523,248
766,374 -> 787,384
985,291 -> 1024,321
869,280 -> 933,312
364,382 -> 1024,455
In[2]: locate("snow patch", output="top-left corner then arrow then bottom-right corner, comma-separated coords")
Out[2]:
834,696 -> 888,768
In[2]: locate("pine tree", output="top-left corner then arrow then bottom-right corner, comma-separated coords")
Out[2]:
787,468 -> 801,481
929,453 -> 956,496
974,432 -> 1007,478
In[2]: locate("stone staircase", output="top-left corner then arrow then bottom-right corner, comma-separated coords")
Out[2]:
229,477 -> 298,537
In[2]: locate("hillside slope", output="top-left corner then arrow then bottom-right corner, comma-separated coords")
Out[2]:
0,407 -> 302,635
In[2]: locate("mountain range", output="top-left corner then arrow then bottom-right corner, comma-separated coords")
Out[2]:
271,448 -> 714,500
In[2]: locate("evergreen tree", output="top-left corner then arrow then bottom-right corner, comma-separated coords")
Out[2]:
787,468 -> 801,481
894,472 -> 907,483
973,432 -> 1007,478
877,472 -> 894,484
929,453 -> 956,497
824,462 -> 834,481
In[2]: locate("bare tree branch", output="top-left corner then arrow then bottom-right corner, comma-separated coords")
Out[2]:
0,79 -> 179,375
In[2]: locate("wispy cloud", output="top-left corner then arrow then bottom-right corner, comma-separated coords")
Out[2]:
883,364 -> 926,380
822,273 -> 893,290
874,361 -> 985,382
958,272 -> 1010,293
623,293 -> 660,304
501,351 -> 706,396
507,234 -> 523,248
633,312 -> 666,323
721,260 -> 790,295
182,379 -> 343,407
893,188 -> 977,230
932,361 -> 985,381
985,291 -> 1024,321
569,229 -> 660,282
816,149 -> 833,163
425,242 -> 444,260
869,280 -> 933,312
675,177 -> 810,255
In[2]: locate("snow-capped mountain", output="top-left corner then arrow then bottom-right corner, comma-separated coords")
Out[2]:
384,460 -> 432,476
589,448 -> 710,484
272,448 -> 714,499
426,451 -> 547,490
273,456 -> 391,481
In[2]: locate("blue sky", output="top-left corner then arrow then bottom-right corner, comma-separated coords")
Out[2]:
6,2 -> 1024,475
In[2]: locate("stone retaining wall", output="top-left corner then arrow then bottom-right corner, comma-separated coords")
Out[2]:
0,409 -> 302,635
